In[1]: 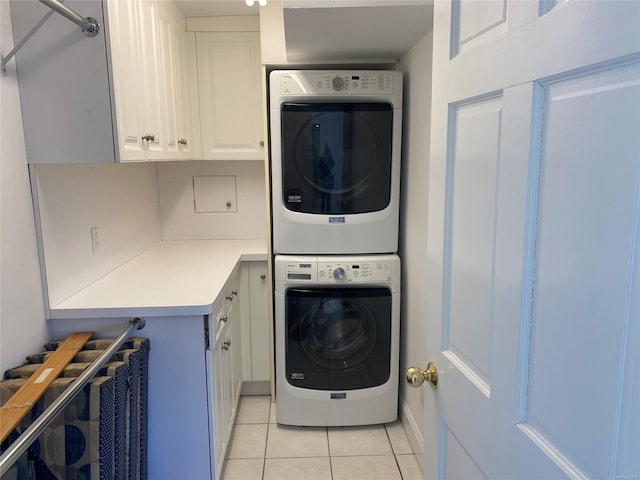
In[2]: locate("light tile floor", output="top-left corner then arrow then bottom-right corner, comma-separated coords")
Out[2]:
222,396 -> 422,480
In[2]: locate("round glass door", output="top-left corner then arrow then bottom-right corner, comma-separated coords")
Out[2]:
285,287 -> 392,390
300,298 -> 377,372
281,103 -> 393,214
295,112 -> 377,198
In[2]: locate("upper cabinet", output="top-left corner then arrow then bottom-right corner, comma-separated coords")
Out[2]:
10,0 -> 197,164
195,31 -> 264,161
157,1 -> 197,161
99,0 -> 198,162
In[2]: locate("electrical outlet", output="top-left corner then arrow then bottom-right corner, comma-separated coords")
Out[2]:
90,226 -> 100,253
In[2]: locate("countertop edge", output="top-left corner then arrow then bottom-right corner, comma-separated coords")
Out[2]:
49,240 -> 268,320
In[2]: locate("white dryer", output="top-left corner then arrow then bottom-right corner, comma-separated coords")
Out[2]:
275,254 -> 400,426
269,70 -> 403,255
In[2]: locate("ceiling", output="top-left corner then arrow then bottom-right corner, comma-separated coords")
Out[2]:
173,0 -> 434,61
174,0 -> 259,17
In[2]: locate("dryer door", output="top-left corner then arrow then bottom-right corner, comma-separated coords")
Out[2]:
280,103 -> 393,214
284,287 -> 392,390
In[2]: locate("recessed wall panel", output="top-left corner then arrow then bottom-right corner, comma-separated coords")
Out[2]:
524,62 -> 640,479
445,96 -> 503,393
459,0 -> 506,43
454,0 -> 507,54
444,422 -> 488,480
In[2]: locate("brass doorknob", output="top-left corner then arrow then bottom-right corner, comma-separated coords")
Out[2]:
406,362 -> 438,389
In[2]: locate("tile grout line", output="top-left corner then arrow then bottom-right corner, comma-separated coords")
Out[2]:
261,402 -> 270,479
385,422 -> 406,480
326,426 -> 334,480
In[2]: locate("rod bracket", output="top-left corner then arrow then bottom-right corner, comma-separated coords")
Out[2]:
82,17 -> 100,37
130,317 -> 146,330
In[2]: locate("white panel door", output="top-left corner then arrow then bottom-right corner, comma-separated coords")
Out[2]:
172,17 -> 196,160
106,0 -> 146,161
424,1 -> 640,479
157,1 -> 180,159
196,32 -> 264,160
137,0 -> 165,160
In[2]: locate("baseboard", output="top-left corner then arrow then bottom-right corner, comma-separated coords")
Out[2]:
399,394 -> 424,471
241,380 -> 271,396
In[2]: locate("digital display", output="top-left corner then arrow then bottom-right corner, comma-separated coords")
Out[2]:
352,75 -> 360,80
288,273 -> 312,280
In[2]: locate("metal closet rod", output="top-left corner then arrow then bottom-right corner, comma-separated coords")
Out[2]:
39,0 -> 100,33
1,0 -> 100,74
0,317 -> 146,477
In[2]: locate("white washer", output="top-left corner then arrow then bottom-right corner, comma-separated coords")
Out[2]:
270,70 -> 403,254
275,254 -> 400,426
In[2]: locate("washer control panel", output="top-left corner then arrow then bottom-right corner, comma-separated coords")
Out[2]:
280,72 -> 394,95
283,260 -> 392,283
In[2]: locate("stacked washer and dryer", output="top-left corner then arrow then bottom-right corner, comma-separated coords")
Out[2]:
270,71 -> 403,426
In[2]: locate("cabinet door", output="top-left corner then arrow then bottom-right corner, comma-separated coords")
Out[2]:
157,1 -> 180,159
207,266 -> 244,479
157,1 -> 195,161
208,327 -> 228,480
137,0 -> 166,160
196,32 -> 264,160
226,268 -> 243,419
173,19 -> 197,160
248,262 -> 270,381
106,0 -> 146,161
107,0 -> 165,161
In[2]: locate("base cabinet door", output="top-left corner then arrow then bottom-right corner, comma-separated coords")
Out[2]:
208,319 -> 237,480
207,338 -> 227,480
248,262 -> 270,381
207,265 -> 243,479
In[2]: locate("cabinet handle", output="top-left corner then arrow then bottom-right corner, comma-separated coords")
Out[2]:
259,141 -> 265,147
178,138 -> 187,146
219,314 -> 228,323
222,339 -> 231,351
232,289 -> 238,296
226,294 -> 234,301
141,133 -> 155,142
260,274 -> 266,280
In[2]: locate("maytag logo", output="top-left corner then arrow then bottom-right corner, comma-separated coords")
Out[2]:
329,216 -> 345,224
330,393 -> 347,399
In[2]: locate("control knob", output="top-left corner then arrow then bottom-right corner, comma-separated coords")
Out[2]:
331,76 -> 345,91
333,267 -> 346,280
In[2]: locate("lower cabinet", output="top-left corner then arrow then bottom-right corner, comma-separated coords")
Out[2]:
206,263 -> 244,479
248,262 -> 270,382
207,321 -> 237,480
48,315 -> 213,480
48,260 -> 269,480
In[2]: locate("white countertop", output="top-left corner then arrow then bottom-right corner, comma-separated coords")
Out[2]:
49,239 -> 268,319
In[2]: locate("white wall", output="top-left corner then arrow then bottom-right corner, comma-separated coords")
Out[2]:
0,1 -> 48,373
30,160 -> 265,311
398,31 -> 434,465
157,160 -> 267,240
33,163 -> 162,309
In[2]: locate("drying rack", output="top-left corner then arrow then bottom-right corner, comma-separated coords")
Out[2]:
1,0 -> 100,75
0,317 -> 146,476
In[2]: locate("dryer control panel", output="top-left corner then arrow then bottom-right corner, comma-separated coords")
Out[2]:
283,259 -> 392,283
280,72 -> 394,95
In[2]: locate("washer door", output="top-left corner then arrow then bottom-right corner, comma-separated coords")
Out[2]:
280,103 -> 393,214
285,287 -> 392,390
